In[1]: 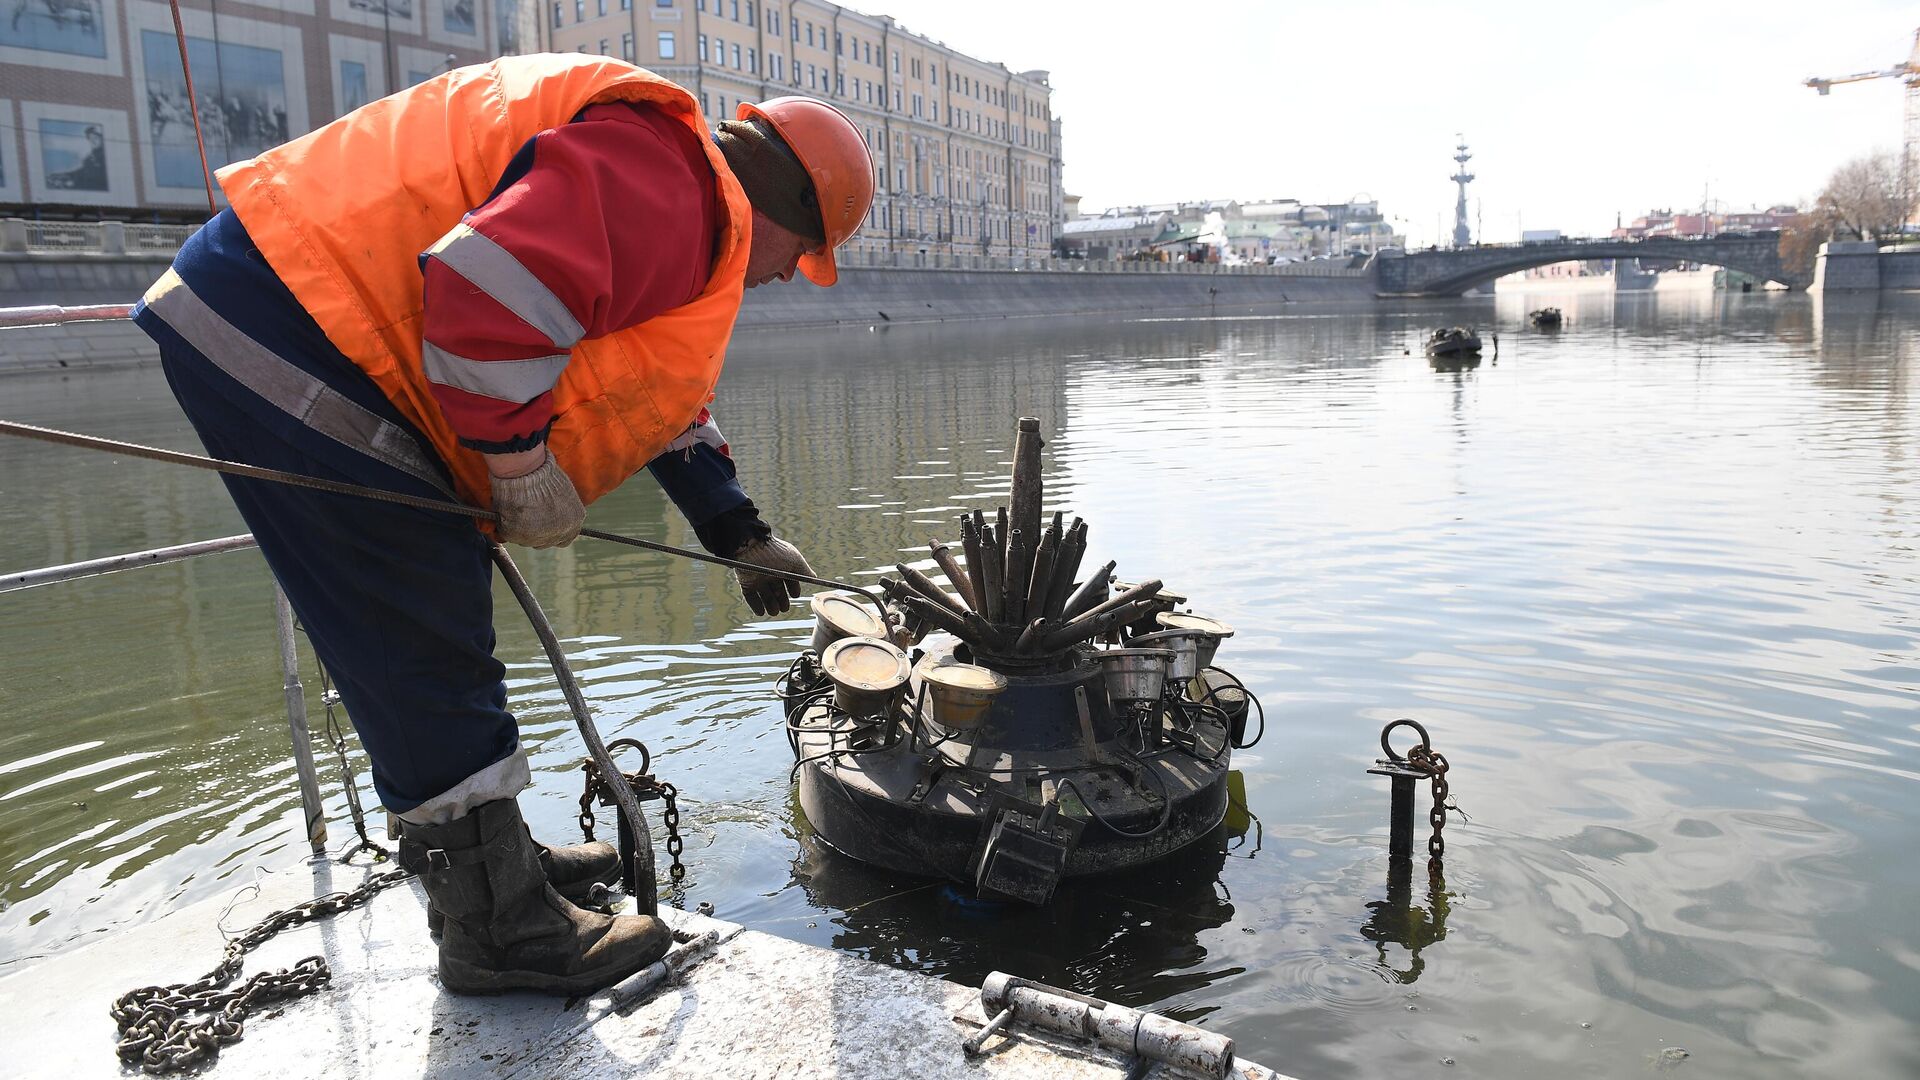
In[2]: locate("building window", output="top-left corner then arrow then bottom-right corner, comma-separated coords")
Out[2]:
835,72 -> 843,93
598,37 -> 608,53
910,58 -> 920,78
731,42 -> 740,67
834,31 -> 841,55
748,47 -> 757,73
790,18 -> 798,42
806,64 -> 815,89
658,31 -> 674,58
621,0 -> 631,9
805,24 -> 813,47
891,50 -> 899,73
656,0 -> 672,5
893,88 -> 901,111
769,9 -> 779,35
729,0 -> 737,18
573,0 -> 582,19
771,54 -> 781,80
596,0 -> 605,15
622,31 -> 633,58
550,1 -> 562,27
698,33 -> 706,60
745,1 -> 754,27
911,93 -> 921,117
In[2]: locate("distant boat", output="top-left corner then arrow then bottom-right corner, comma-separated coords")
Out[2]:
1425,326 -> 1482,358
1528,307 -> 1563,329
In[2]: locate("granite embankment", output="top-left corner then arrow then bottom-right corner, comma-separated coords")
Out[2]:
0,254 -> 1374,373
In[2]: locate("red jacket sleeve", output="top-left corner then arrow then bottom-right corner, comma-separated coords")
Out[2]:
420,102 -> 719,452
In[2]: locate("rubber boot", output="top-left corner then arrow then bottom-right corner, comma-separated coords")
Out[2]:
411,836 -> 620,938
398,798 -> 670,995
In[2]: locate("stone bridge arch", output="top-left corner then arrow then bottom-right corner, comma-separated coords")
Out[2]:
1371,234 -> 1803,297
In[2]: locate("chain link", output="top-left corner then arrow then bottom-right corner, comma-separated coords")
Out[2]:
576,742 -> 687,885
111,868 -> 412,1075
316,659 -> 388,860
1406,744 -> 1453,864
658,782 -> 684,883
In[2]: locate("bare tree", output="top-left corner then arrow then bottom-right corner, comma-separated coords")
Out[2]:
1815,150 -> 1917,243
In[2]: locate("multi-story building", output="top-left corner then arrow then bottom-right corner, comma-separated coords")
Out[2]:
1611,206 -> 1799,240
543,0 -> 1061,258
0,0 -> 526,217
1065,196 -> 1397,264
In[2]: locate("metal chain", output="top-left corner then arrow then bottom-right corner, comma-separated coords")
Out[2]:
1406,744 -> 1453,862
577,745 -> 687,883
658,781 -> 685,883
110,868 -> 412,1075
315,658 -> 388,860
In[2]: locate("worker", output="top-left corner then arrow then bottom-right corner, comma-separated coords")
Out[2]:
130,55 -> 874,996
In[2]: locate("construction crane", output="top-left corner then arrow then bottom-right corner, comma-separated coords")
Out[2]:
1804,27 -> 1920,183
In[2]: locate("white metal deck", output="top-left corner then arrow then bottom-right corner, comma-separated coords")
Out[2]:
0,858 -> 1287,1079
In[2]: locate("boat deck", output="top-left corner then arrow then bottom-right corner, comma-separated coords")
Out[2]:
0,858 -> 1286,1079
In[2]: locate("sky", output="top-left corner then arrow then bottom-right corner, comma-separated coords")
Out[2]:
863,0 -> 1916,246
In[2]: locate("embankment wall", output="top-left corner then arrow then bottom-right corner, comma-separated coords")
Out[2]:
0,256 -> 1376,374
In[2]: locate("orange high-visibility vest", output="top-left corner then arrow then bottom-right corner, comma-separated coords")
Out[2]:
217,55 -> 750,510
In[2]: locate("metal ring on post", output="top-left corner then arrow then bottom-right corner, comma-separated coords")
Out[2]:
1379,717 -> 1433,764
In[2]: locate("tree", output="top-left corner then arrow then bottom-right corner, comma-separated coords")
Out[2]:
1816,150 -> 1917,243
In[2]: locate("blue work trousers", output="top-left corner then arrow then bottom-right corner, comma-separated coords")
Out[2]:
142,289 -> 517,816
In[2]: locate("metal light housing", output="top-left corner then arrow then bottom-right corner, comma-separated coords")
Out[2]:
1154,612 -> 1235,670
1124,629 -> 1204,681
1098,648 -> 1175,706
917,658 -> 1008,730
819,635 -> 911,716
811,590 -> 890,655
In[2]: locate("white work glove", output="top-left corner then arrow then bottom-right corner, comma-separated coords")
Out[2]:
732,535 -> 813,615
489,450 -> 584,548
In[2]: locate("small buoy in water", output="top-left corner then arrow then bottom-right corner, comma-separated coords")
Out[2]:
1660,1047 -> 1690,1062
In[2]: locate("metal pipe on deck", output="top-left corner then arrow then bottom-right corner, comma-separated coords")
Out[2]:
0,303 -> 135,328
274,584 -> 330,857
0,534 -> 257,593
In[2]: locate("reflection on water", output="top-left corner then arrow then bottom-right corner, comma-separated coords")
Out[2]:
2,290 -> 1918,1077
1361,859 -> 1451,984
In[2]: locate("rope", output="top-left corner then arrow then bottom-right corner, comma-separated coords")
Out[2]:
165,0 -> 219,216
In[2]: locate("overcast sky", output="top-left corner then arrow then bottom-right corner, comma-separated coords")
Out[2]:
867,0 -> 1915,246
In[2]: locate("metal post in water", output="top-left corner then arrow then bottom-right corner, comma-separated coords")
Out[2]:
1369,718 -> 1432,861
273,583 -> 329,857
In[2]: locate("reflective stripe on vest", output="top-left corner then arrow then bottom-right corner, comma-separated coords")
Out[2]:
423,223 -> 585,348
143,269 -> 454,497
421,342 -> 570,404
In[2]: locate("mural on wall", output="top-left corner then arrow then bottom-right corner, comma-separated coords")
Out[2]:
440,0 -> 472,35
2,0 -> 107,58
340,59 -> 369,111
140,29 -> 288,189
39,117 -> 107,191
494,0 -> 518,54
348,0 -> 412,18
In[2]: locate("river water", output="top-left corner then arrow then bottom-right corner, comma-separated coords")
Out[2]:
2,291 -> 1916,1078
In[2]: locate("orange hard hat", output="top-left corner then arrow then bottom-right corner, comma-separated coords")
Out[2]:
736,96 -> 873,286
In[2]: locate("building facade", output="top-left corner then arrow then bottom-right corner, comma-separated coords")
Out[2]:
1063,196 -> 1396,265
0,0 -> 525,217
542,0 -> 1061,258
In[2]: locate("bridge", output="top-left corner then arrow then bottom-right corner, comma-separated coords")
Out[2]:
1369,233 -> 1805,296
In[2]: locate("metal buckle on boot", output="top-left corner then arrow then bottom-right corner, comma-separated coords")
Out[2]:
426,847 -> 452,870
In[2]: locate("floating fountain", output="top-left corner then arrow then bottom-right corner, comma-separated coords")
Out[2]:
779,419 -> 1263,904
